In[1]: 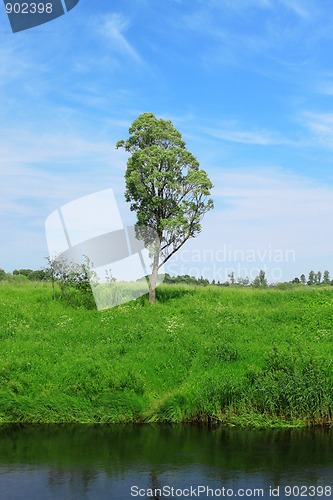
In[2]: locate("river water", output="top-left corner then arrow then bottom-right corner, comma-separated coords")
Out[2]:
0,424 -> 332,499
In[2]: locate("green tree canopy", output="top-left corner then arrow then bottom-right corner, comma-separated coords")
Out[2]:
308,270 -> 315,285
117,112 -> 214,303
323,270 -> 330,284
252,270 -> 268,288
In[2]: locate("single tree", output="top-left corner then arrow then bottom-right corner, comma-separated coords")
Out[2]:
228,271 -> 235,285
323,270 -> 330,285
300,273 -> 306,284
252,270 -> 268,287
117,112 -> 214,303
308,270 -> 315,285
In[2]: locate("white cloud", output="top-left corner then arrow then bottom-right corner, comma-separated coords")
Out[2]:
201,0 -> 310,17
180,0 -> 319,75
166,167 -> 333,282
98,13 -> 142,63
302,112 -> 333,148
317,81 -> 333,95
195,0 -> 272,10
0,158 -> 130,272
278,0 -> 310,18
202,123 -> 293,146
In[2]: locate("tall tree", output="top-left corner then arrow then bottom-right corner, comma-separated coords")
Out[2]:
252,269 -> 268,287
308,270 -> 315,285
117,112 -> 214,304
228,271 -> 235,285
323,270 -> 330,285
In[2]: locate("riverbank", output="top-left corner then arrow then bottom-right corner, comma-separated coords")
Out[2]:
1,281 -> 332,427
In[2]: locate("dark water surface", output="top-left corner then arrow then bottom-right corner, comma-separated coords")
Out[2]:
0,424 -> 332,499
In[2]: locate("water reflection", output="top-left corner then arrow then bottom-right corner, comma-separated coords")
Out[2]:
0,425 -> 332,499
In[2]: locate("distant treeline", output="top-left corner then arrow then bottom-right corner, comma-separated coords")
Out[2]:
165,270 -> 333,288
1,268 -> 333,288
291,270 -> 332,286
0,268 -> 49,282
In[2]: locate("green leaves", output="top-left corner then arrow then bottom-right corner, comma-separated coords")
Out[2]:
118,113 -> 214,272
117,112 -> 186,153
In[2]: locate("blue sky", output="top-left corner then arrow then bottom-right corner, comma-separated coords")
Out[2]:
1,0 -> 333,282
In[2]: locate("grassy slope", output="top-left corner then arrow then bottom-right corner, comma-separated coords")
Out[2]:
0,281 -> 333,427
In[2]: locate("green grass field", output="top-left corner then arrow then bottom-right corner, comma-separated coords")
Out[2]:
0,281 -> 332,427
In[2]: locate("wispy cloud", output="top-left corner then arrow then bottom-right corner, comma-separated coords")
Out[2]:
0,129 -> 119,166
198,0 -> 310,17
201,122 -> 294,146
278,0 -> 310,18
0,125 -> 131,271
0,122 -> 130,221
98,13 -> 143,63
213,168 -> 332,222
317,81 -> 333,95
302,112 -> 333,149
207,111 -> 333,152
166,167 -> 333,282
179,0 -> 319,75
194,0 -> 272,10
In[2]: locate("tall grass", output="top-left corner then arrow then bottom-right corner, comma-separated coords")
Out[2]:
0,281 -> 333,426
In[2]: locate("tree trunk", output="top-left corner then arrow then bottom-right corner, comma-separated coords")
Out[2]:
149,252 -> 159,304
